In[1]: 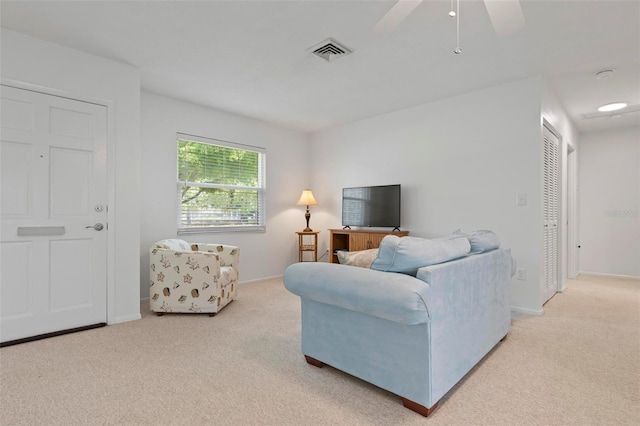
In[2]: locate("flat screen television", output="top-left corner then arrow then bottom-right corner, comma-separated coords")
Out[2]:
342,184 -> 401,229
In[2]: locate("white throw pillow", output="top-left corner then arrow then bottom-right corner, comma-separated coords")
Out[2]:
336,249 -> 379,268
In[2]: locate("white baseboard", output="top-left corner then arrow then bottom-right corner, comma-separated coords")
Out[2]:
511,306 -> 544,316
239,275 -> 284,285
109,313 -> 142,325
578,271 -> 640,280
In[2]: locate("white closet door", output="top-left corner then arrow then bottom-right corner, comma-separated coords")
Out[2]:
1,85 -> 108,344
542,125 -> 559,304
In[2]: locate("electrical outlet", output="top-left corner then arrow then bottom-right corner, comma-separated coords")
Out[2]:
517,269 -> 527,280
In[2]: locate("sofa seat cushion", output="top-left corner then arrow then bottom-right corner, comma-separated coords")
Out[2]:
371,235 -> 470,276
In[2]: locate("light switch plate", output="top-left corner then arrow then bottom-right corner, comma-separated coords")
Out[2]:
516,192 -> 527,206
517,269 -> 527,280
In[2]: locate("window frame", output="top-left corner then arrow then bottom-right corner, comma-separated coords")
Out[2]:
176,132 -> 266,234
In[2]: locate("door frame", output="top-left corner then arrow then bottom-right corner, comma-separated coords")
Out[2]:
2,78 -> 117,325
566,146 -> 578,279
542,119 -> 563,302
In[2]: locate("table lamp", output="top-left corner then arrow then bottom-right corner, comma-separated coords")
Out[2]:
296,189 -> 318,232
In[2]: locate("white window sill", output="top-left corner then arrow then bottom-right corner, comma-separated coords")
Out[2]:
178,225 -> 266,234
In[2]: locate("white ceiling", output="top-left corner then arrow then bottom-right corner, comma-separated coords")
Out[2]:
1,0 -> 639,134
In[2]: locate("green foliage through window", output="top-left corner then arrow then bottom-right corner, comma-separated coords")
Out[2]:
177,136 -> 265,231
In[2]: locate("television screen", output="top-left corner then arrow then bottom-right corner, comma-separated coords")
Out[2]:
342,184 -> 401,228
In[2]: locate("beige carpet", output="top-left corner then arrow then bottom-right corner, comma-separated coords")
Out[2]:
1,274 -> 638,425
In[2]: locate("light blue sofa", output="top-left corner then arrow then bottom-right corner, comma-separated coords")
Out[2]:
284,234 -> 512,417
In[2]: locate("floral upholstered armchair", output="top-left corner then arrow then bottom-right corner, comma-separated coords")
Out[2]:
149,239 -> 239,315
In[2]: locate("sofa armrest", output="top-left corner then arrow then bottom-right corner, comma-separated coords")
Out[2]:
415,248 -> 512,321
414,248 -> 512,402
284,262 -> 430,325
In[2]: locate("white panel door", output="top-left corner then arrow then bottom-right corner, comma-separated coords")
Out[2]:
542,125 -> 559,304
0,85 -> 108,343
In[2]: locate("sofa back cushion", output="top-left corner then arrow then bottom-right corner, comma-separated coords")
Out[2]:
370,235 -> 470,276
453,229 -> 500,253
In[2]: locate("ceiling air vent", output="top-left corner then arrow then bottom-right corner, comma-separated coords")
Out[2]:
310,38 -> 353,62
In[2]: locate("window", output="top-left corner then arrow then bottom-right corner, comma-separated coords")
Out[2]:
177,133 -> 266,233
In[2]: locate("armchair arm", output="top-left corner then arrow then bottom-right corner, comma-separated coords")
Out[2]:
193,244 -> 239,270
149,244 -> 231,313
150,246 -> 221,283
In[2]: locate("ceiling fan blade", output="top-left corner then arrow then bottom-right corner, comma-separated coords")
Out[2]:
372,0 -> 423,36
483,0 -> 526,37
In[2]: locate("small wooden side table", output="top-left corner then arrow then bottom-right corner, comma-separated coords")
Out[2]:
296,230 -> 320,262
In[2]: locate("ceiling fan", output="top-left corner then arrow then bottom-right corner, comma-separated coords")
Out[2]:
372,0 -> 526,37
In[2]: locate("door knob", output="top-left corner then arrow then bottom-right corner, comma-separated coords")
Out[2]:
86,223 -> 104,231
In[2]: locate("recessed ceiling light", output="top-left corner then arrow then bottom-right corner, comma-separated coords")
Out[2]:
598,102 -> 627,112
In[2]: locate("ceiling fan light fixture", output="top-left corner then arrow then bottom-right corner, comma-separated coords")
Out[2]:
453,0 -> 461,54
595,69 -> 615,80
597,102 -> 627,112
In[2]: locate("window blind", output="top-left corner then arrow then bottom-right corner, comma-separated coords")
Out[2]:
177,133 -> 266,233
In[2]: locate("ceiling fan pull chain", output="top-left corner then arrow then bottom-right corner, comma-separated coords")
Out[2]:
449,0 -> 456,17
454,0 -> 462,54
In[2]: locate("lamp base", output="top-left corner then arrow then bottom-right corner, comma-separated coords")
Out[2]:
303,208 -> 312,233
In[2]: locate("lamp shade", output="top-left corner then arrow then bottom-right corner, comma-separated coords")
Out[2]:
296,189 -> 318,206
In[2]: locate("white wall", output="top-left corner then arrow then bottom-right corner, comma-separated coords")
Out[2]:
579,126 -> 640,277
140,92 -> 311,299
310,77 -> 545,314
1,29 -> 142,323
